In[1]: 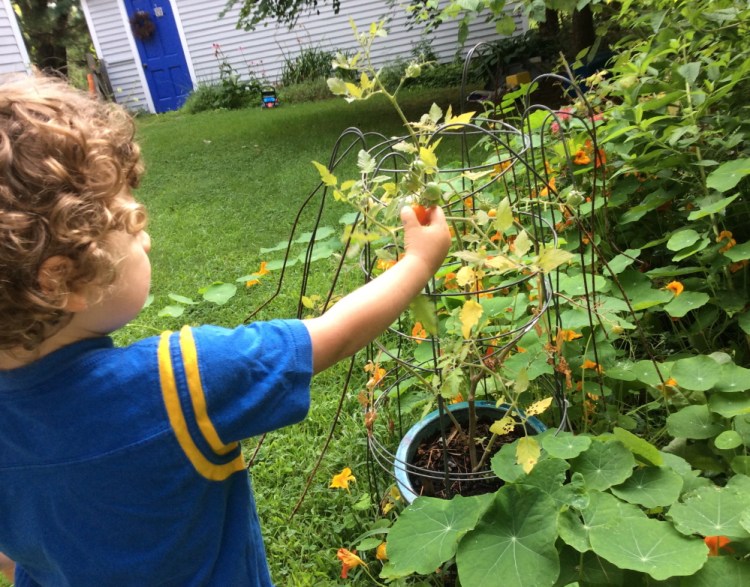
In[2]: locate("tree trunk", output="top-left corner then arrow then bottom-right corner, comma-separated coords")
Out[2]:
538,8 -> 560,38
571,5 -> 596,56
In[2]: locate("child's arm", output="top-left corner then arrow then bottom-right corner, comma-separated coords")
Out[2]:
0,552 -> 14,583
304,205 -> 451,374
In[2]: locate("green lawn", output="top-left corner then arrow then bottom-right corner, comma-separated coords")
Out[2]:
122,89 -> 463,585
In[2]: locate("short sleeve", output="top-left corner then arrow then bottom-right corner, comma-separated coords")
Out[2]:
162,320 -> 313,446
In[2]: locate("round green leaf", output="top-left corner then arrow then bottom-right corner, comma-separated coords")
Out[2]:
723,241 -> 750,262
613,426 -> 663,466
666,229 -> 700,251
381,494 -> 494,578
669,484 -> 750,539
558,490 -> 645,553
715,430 -> 743,450
610,466 -> 683,508
631,360 -> 670,387
589,517 -> 707,580
570,439 -> 635,491
542,431 -> 592,459
158,304 -> 185,318
680,556 -> 750,587
671,356 -> 722,391
706,158 -> 750,192
667,405 -> 723,439
167,293 -> 198,305
709,391 -> 750,418
715,363 -> 750,392
455,485 -> 559,587
202,282 -> 237,305
664,291 -> 710,318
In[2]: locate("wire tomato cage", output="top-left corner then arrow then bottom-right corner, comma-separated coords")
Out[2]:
246,44 -> 612,513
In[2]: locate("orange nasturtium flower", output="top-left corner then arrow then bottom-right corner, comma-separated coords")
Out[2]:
330,467 -> 356,491
376,542 -> 388,561
337,548 -> 367,579
411,321 -> 427,341
665,280 -> 684,296
364,361 -> 386,389
573,149 -> 591,165
581,359 -> 603,374
376,258 -> 397,272
539,176 -> 556,197
245,261 -> 270,287
559,329 -> 583,342
704,535 -> 733,556
716,230 -> 737,253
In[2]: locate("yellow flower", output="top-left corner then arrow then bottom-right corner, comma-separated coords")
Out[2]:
665,281 -> 684,296
376,258 -> 397,271
411,321 -> 427,341
573,149 -> 591,165
376,542 -> 388,561
330,467 -> 356,491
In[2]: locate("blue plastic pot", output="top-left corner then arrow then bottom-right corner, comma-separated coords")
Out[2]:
394,401 -> 546,503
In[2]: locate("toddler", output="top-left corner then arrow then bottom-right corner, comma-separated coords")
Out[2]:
0,75 -> 450,586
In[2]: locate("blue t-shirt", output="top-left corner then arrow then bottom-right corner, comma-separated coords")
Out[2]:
0,320 -> 312,586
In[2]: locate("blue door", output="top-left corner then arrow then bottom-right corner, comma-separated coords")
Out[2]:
124,0 -> 192,112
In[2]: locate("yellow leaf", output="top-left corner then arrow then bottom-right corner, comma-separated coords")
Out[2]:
311,161 -> 337,187
490,416 -> 515,436
526,397 -> 553,416
516,436 -> 541,474
537,247 -> 575,273
360,71 -> 373,91
460,299 -> 483,339
514,230 -> 532,257
514,368 -> 529,394
444,110 -> 476,130
485,254 -> 517,273
455,266 -> 476,287
345,82 -> 363,99
419,146 -> 438,172
493,198 -> 513,234
301,296 -> 315,309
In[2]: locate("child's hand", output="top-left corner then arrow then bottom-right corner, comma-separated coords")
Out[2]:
400,205 -> 451,276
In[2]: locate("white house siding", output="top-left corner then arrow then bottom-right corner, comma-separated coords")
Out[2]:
0,0 -> 31,78
81,0 -> 150,111
82,0 -> 525,113
181,1 -> 526,87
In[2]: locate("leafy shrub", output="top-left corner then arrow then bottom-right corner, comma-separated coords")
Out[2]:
182,43 -> 264,113
277,78 -> 334,104
280,45 -> 336,86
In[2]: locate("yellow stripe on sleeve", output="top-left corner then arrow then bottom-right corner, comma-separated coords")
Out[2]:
179,325 -> 237,456
157,331 -> 245,481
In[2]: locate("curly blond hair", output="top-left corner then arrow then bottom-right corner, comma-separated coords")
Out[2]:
0,74 -> 146,351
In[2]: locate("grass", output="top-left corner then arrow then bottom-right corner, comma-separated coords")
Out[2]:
117,88 -> 466,585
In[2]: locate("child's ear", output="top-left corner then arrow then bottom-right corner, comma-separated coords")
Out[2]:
37,256 -> 89,312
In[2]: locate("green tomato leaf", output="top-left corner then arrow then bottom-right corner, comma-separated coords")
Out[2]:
610,466 -> 683,508
667,405 -> 723,439
669,484 -> 750,539
455,485 -> 559,587
381,493 -> 494,578
569,439 -> 635,491
589,517 -> 707,580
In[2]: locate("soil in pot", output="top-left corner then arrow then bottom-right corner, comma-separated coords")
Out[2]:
409,418 -> 524,500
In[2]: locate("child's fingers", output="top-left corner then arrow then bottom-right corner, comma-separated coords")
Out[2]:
400,205 -> 418,227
